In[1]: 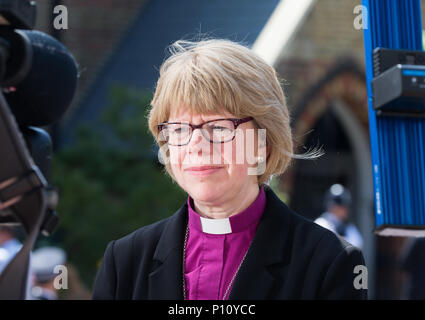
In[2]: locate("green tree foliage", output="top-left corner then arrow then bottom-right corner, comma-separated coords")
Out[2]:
49,86 -> 186,289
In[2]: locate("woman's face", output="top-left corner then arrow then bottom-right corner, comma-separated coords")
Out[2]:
167,107 -> 261,204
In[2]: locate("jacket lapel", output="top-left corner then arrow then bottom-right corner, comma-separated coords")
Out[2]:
148,203 -> 187,299
228,187 -> 291,300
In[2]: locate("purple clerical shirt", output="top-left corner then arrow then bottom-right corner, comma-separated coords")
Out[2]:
184,186 -> 266,300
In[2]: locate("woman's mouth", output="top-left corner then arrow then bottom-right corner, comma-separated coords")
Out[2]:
184,166 -> 224,176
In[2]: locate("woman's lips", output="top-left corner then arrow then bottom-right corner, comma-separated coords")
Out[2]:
184,166 -> 224,176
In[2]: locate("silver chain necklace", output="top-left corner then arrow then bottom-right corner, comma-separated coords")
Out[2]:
182,222 -> 249,300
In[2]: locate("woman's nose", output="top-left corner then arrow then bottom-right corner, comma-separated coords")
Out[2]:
187,128 -> 210,149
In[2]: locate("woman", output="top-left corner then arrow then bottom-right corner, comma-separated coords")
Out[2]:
92,39 -> 367,300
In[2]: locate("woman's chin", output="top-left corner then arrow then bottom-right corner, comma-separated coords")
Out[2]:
187,183 -> 226,203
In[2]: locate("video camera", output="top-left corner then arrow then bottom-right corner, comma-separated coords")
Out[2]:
0,0 -> 78,299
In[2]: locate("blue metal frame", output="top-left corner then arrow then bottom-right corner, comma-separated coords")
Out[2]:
362,0 -> 425,233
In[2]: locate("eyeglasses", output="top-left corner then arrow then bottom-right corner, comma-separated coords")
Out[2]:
157,117 -> 253,146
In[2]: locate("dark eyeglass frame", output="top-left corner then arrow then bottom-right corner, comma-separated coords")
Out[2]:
157,116 -> 254,146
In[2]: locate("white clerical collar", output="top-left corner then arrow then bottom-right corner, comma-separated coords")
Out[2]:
199,216 -> 232,234
187,187 -> 266,235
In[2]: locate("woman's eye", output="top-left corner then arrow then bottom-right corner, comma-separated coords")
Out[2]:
172,126 -> 189,134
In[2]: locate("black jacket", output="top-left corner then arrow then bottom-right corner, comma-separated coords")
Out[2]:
92,186 -> 367,300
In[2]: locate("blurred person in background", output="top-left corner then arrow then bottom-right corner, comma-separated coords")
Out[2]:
92,38 -> 367,300
0,226 -> 34,299
30,246 -> 67,300
0,226 -> 22,274
315,184 -> 363,249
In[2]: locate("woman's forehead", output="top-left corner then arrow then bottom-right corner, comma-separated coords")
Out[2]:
168,106 -> 234,121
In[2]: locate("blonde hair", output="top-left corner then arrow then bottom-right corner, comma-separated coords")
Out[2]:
148,38 -> 317,185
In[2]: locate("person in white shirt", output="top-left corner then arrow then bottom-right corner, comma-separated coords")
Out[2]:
29,246 -> 67,300
315,184 -> 363,249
